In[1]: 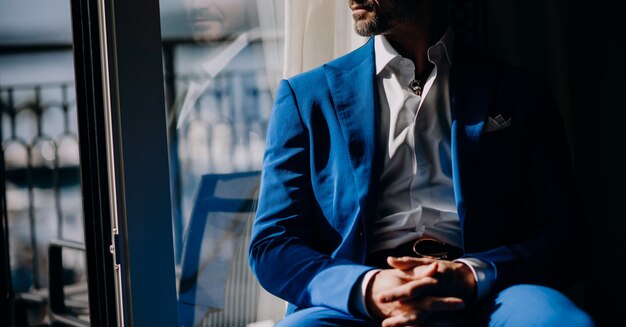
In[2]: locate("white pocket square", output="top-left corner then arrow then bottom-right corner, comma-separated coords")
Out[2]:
485,114 -> 511,132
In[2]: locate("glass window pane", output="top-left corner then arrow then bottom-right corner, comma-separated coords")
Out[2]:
1,1 -> 89,325
159,0 -> 285,326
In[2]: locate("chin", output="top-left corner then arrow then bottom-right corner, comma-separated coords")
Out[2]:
354,21 -> 378,37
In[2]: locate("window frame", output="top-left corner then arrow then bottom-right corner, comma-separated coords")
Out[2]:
71,0 -> 179,325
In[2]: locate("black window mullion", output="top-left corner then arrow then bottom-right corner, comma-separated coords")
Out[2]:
105,0 -> 179,323
70,0 -> 118,325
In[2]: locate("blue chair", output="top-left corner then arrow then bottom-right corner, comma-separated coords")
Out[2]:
177,171 -> 261,327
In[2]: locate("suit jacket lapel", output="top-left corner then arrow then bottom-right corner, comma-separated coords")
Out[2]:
450,40 -> 497,224
321,37 -> 497,243
323,39 -> 378,222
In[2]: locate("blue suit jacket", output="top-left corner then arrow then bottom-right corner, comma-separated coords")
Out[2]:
249,38 -> 585,317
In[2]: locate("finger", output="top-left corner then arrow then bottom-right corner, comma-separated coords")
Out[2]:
388,256 -> 436,270
411,296 -> 465,312
379,277 -> 438,303
381,312 -> 421,327
396,261 -> 439,280
411,262 -> 438,278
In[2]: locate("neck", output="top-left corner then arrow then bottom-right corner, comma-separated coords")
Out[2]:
381,1 -> 448,79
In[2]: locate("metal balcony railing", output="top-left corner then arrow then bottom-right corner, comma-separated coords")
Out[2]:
1,67 -> 276,326
1,83 -> 82,292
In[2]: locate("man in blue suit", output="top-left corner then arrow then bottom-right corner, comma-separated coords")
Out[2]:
249,0 -> 594,326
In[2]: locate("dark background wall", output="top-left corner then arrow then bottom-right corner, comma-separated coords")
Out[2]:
477,1 -> 624,324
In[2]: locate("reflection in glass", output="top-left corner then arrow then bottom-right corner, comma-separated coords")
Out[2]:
160,0 -> 285,325
185,0 -> 259,43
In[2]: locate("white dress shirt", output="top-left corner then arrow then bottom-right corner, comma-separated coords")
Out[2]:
352,32 -> 496,317
372,31 -> 460,252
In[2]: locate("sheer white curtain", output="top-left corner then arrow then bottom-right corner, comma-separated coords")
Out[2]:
257,0 -> 285,95
283,0 -> 367,78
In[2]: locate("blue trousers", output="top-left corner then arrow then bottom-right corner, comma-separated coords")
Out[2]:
276,285 -> 594,327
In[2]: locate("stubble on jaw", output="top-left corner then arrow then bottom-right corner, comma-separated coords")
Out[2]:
353,9 -> 390,36
351,0 -> 413,37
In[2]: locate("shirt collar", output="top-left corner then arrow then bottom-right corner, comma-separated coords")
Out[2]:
374,26 -> 454,76
375,35 -> 401,75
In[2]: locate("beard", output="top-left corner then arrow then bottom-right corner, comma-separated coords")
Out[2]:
351,0 -> 413,36
353,11 -> 391,37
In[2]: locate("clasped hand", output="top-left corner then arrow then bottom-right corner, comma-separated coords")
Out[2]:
365,257 -> 476,327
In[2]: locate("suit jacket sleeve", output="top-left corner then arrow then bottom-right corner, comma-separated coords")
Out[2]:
248,79 -> 371,315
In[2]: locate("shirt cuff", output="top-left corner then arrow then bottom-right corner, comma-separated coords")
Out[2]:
350,269 -> 381,318
454,257 -> 497,300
